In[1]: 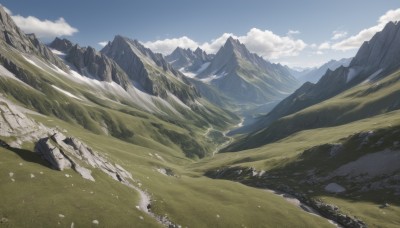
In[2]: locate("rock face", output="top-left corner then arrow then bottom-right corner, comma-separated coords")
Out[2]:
165,47 -> 213,73
324,183 -> 346,193
0,99 -> 48,147
101,35 -> 199,103
35,132 -> 134,183
196,37 -> 298,104
0,6 -> 68,71
48,37 -> 73,53
49,38 -> 131,89
351,21 -> 400,74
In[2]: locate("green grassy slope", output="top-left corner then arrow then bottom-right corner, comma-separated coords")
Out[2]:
0,40 -> 239,159
227,67 -> 400,151
194,109 -> 400,227
0,112 -> 334,227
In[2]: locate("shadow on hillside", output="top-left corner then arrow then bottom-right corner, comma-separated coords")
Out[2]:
0,140 -> 52,168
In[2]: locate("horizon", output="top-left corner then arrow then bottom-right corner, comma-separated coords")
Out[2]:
1,1 -> 400,68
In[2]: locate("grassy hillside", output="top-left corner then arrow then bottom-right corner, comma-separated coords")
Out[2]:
0,41 -> 240,159
0,111 -> 334,227
227,67 -> 400,151
194,109 -> 400,227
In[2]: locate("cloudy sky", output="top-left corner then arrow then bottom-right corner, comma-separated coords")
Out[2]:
1,0 -> 400,68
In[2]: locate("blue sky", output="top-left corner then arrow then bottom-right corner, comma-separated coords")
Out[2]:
1,0 -> 400,67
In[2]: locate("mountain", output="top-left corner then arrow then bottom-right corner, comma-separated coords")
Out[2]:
0,8 -> 68,71
298,58 -> 352,83
227,21 -> 400,151
101,35 -> 200,104
195,37 -> 299,105
0,6 -> 239,160
165,47 -> 213,75
2,4 -> 400,228
49,38 -> 130,89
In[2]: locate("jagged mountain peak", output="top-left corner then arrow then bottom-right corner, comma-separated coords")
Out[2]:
49,37 -> 74,53
48,38 -> 131,89
221,37 -> 248,56
350,20 -> 400,73
102,34 -> 200,103
166,45 -> 213,75
0,6 -> 67,70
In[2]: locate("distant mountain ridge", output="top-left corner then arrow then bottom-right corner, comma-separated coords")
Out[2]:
227,21 -> 400,151
165,47 -> 213,74
49,38 -> 131,89
194,37 -> 299,104
101,35 -> 199,104
298,58 -> 352,83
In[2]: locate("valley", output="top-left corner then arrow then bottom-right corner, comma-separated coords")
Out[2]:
1,3 -> 400,228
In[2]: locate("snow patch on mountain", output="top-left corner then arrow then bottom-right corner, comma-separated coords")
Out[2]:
22,56 -> 45,71
167,92 -> 190,110
196,62 -> 211,74
200,71 -> 227,83
346,67 -> 361,83
362,68 -> 383,84
50,49 -> 66,56
179,62 -> 211,78
51,85 -> 82,100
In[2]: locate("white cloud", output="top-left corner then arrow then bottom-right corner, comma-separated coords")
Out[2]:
315,51 -> 324,55
331,30 -> 347,40
318,42 -> 331,50
287,30 -> 300,36
142,36 -> 199,54
98,41 -> 108,47
143,28 -> 306,59
238,28 -> 306,59
1,6 -> 78,39
332,8 -> 400,51
12,16 -> 78,38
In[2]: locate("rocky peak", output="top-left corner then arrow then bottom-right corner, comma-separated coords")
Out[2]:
194,47 -> 204,55
0,6 -> 68,70
49,37 -> 74,53
53,40 -> 131,89
102,35 -> 199,103
350,21 -> 400,73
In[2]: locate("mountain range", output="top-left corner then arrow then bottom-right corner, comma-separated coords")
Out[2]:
227,21 -> 400,151
165,47 -> 213,75
295,58 -> 352,83
1,4 -> 400,228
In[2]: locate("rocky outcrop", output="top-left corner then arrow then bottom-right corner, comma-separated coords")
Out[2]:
35,131 -> 136,183
0,6 -> 68,71
101,35 -> 199,103
206,166 -> 367,228
0,99 -> 48,147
